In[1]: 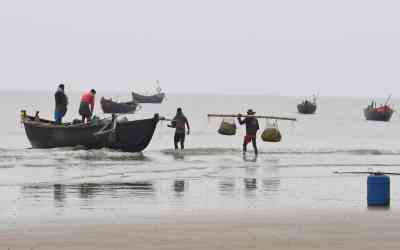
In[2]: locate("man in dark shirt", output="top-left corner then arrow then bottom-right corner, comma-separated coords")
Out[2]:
168,107 -> 190,150
54,84 -> 68,124
238,109 -> 259,155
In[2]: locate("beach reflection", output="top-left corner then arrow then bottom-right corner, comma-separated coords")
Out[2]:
76,182 -> 154,199
20,177 -> 282,212
244,178 -> 257,190
22,181 -> 155,209
219,179 -> 235,196
242,154 -> 258,162
262,178 -> 280,193
53,184 -> 66,207
244,178 -> 257,199
173,180 -> 185,193
262,178 -> 281,199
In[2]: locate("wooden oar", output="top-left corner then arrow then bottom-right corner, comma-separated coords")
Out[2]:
207,114 -> 297,121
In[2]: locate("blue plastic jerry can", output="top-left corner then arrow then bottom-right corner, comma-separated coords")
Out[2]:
367,174 -> 390,207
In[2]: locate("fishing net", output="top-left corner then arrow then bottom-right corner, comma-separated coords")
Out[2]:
261,119 -> 281,142
218,117 -> 236,136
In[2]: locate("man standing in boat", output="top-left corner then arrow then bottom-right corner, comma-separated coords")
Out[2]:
79,89 -> 96,123
168,107 -> 190,150
238,109 -> 259,155
54,84 -> 68,124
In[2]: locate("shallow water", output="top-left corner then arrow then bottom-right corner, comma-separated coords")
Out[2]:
1,91 -> 400,223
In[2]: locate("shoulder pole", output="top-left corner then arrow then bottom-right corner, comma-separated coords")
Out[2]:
207,114 -> 297,121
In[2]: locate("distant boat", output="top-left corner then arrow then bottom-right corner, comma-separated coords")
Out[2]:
100,97 -> 139,114
21,111 -> 160,152
132,92 -> 165,103
364,96 -> 394,122
364,106 -> 393,121
132,81 -> 166,103
297,98 -> 317,114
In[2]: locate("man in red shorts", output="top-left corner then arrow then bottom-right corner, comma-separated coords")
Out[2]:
237,109 -> 259,155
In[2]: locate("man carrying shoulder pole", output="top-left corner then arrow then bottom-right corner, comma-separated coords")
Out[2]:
237,109 -> 259,155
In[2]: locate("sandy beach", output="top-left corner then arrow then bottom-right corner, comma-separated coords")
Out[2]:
2,209 -> 399,250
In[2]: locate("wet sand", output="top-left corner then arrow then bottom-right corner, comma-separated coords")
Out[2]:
2,209 -> 400,250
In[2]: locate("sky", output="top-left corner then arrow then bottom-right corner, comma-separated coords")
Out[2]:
0,0 -> 400,97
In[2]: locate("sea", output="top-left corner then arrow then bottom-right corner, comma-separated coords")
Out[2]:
1,91 -> 400,225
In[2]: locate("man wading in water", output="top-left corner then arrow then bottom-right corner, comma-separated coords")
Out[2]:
168,108 -> 190,150
238,109 -> 259,155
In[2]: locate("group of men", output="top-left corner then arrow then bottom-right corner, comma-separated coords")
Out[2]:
54,84 -> 96,124
169,108 -> 259,155
54,84 -> 259,155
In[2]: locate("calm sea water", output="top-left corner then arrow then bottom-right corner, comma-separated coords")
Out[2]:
1,91 -> 400,224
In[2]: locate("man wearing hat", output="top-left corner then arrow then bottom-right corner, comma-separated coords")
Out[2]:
237,109 -> 259,155
54,84 -> 68,124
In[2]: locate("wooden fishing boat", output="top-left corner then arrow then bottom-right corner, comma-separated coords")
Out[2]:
364,96 -> 394,122
100,97 -> 139,114
21,111 -> 160,152
297,100 -> 317,114
364,105 -> 394,121
132,92 -> 165,103
99,114 -> 160,152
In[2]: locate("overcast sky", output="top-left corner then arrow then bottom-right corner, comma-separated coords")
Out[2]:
0,0 -> 399,97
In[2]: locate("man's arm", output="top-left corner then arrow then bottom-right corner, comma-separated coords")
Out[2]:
90,96 -> 95,113
237,117 -> 245,125
185,117 -> 190,134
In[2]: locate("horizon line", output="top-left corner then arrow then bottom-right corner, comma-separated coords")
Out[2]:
0,88 -> 395,100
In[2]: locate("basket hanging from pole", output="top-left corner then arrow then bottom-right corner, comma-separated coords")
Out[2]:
218,117 -> 237,136
261,119 -> 282,142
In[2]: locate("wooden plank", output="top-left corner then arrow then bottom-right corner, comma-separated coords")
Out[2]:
207,113 -> 297,121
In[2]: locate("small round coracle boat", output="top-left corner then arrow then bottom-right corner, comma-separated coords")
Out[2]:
297,100 -> 317,114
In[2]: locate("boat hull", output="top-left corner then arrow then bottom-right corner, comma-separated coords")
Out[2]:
364,109 -> 393,122
23,115 -> 159,152
23,120 -> 107,149
132,92 -> 165,103
297,102 -> 317,114
107,117 -> 158,152
100,97 -> 138,114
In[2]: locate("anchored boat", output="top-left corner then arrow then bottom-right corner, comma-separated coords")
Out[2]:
364,96 -> 394,122
364,104 -> 393,121
100,97 -> 139,114
297,100 -> 317,114
132,92 -> 165,103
